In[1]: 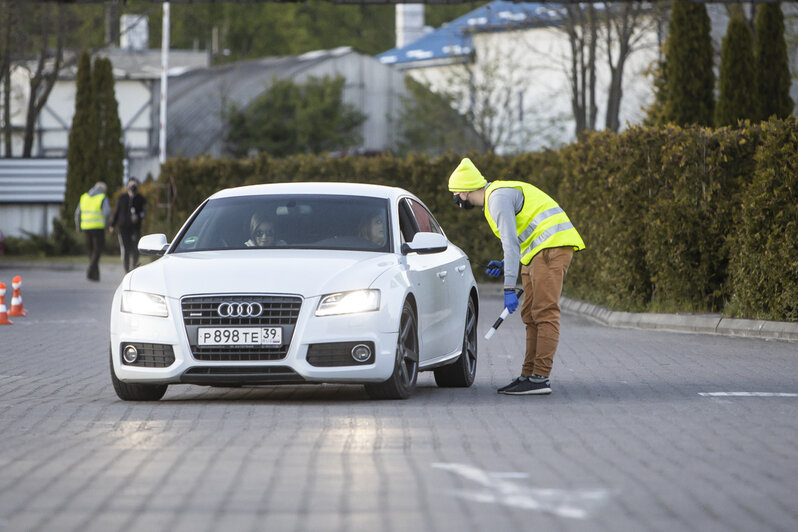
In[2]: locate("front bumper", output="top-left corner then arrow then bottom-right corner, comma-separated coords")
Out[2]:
110,293 -> 399,386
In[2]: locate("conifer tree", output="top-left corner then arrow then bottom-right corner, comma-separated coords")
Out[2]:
93,56 -> 124,198
754,3 -> 794,121
64,49 -> 99,221
226,75 -> 365,157
661,0 -> 715,126
643,59 -> 668,126
716,13 -> 756,127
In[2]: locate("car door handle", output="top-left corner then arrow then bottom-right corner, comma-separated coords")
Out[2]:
456,265 -> 466,273
437,271 -> 448,279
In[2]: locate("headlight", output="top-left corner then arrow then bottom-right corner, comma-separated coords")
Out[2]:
315,290 -> 380,316
121,290 -> 169,317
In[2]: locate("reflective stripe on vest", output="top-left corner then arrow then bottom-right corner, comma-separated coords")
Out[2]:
522,222 -> 575,257
517,206 -> 565,244
80,193 -> 106,230
484,181 -> 585,264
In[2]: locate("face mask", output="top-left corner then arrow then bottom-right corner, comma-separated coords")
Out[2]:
453,194 -> 474,210
129,185 -> 138,193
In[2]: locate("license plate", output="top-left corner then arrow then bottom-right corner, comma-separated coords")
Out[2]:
197,327 -> 283,346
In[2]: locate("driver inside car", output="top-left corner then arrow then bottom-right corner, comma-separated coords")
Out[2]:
358,212 -> 387,247
245,213 -> 278,247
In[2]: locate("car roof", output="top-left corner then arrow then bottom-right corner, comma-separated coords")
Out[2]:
209,182 -> 415,202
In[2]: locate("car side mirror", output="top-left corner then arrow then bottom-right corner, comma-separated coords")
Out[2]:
401,232 -> 448,255
138,233 -> 169,256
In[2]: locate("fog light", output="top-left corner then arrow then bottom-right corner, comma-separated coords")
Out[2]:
123,345 -> 139,364
351,344 -> 372,363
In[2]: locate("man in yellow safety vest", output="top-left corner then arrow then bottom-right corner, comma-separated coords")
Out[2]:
74,181 -> 111,282
448,158 -> 585,395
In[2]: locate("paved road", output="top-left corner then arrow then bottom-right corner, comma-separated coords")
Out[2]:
0,266 -> 796,532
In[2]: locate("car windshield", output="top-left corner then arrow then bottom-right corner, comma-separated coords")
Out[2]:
172,194 -> 392,253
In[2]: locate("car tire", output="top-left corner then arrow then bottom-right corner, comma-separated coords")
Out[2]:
365,301 -> 418,400
434,297 -> 477,388
109,347 -> 168,401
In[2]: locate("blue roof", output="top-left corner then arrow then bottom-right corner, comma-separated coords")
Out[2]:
377,1 -> 564,67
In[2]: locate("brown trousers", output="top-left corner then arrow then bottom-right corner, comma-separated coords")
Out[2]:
519,246 -> 574,378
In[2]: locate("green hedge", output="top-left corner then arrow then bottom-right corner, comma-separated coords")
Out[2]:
150,117 -> 797,322
558,129 -> 650,309
729,118 -> 798,320
558,123 -> 767,314
645,125 -> 759,311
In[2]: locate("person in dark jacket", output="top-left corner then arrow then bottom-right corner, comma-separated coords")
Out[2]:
110,177 -> 146,273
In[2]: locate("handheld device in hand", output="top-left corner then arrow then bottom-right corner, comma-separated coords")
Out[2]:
484,288 -> 524,340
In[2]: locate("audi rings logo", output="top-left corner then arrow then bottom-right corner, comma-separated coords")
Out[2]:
217,302 -> 264,318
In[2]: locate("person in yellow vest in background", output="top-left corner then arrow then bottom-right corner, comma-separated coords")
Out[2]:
74,181 -> 111,282
448,158 -> 585,395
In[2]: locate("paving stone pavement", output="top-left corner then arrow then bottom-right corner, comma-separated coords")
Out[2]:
0,266 -> 796,532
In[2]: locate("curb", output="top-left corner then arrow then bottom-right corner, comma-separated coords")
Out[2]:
477,284 -> 798,342
560,296 -> 798,342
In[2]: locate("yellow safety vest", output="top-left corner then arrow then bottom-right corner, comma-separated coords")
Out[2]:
484,181 -> 585,264
80,193 -> 106,230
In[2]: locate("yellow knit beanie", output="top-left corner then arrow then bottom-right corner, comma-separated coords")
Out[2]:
448,158 -> 487,192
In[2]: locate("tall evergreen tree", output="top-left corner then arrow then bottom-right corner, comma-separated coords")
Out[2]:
661,0 -> 715,126
643,59 -> 668,126
93,56 -> 124,197
64,49 -> 99,221
754,3 -> 794,120
716,13 -> 756,127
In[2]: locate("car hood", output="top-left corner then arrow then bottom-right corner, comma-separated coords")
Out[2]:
126,250 -> 401,298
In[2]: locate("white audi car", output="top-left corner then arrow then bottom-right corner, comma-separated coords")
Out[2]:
110,182 -> 479,400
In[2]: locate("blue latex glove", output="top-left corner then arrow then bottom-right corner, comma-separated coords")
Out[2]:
504,289 -> 519,313
486,260 -> 504,278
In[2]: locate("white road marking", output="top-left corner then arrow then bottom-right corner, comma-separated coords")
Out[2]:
490,472 -> 529,479
433,463 -> 610,519
699,392 -> 798,397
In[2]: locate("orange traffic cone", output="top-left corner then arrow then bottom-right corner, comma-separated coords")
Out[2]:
0,282 -> 12,325
8,275 -> 27,317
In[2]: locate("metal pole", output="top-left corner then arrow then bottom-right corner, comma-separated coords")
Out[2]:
159,2 -> 170,165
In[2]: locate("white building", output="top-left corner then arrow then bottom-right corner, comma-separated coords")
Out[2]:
0,159 -> 67,239
1,47 -> 210,176
378,2 -> 662,153
379,1 -> 797,154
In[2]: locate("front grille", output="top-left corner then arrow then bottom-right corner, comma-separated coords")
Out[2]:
180,366 -> 305,385
121,343 -> 175,367
182,295 -> 301,326
307,341 -> 375,367
181,295 -> 302,361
